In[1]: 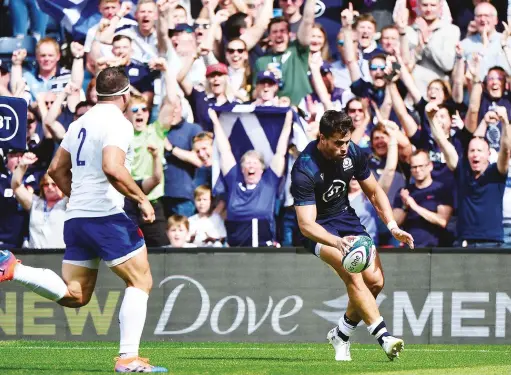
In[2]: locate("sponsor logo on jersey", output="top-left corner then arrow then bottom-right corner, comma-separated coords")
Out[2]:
322,179 -> 346,202
343,157 -> 353,171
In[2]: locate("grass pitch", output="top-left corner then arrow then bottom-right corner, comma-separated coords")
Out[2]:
0,341 -> 510,375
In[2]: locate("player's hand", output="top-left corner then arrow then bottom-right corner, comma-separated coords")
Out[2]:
138,198 -> 155,223
390,228 -> 414,249
336,236 -> 356,256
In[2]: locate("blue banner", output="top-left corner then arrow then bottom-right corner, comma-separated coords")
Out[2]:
0,96 -> 27,151
211,104 -> 307,196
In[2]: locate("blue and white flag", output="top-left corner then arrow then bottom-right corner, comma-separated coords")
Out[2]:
211,104 -> 308,196
0,96 -> 28,151
36,0 -> 102,41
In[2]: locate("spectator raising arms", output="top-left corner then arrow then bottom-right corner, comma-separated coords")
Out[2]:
209,108 -> 293,247
428,104 -> 511,247
11,153 -> 67,249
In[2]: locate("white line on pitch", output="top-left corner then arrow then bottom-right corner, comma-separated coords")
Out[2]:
0,347 -> 508,353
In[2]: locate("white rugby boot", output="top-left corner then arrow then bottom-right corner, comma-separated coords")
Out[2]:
327,327 -> 352,361
381,335 -> 404,361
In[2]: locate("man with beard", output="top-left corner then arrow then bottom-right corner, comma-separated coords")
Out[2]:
393,150 -> 453,247
253,0 -> 315,105
429,104 -> 511,247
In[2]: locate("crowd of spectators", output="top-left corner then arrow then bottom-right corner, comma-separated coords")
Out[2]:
1,0 -> 511,249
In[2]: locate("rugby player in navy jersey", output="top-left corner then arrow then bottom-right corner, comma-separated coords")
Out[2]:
291,110 -> 414,361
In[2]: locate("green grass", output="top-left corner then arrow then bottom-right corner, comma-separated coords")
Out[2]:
0,341 -> 510,375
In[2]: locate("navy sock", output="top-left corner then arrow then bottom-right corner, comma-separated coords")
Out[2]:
370,319 -> 390,346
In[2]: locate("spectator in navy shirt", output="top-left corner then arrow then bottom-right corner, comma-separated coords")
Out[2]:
96,34 -> 160,108
429,104 -> 511,247
0,150 -> 35,248
209,109 -> 293,247
162,97 -> 203,218
466,58 -> 511,144
354,14 -> 386,61
393,150 -> 454,247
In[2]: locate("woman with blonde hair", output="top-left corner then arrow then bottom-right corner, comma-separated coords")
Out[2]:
309,23 -> 331,62
11,152 -> 67,248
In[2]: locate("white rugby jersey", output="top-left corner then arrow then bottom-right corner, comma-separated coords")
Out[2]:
61,103 -> 134,220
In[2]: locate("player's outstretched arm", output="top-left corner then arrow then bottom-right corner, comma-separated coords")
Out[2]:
295,204 -> 352,254
102,146 -> 155,223
48,147 -> 73,197
359,173 -> 414,249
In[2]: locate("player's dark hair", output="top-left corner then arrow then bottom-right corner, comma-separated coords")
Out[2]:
319,110 -> 355,139
268,17 -> 290,33
96,67 -> 130,99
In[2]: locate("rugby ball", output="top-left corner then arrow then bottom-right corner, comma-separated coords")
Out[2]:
342,236 -> 376,273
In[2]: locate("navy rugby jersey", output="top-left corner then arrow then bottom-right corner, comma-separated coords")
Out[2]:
291,140 -> 371,220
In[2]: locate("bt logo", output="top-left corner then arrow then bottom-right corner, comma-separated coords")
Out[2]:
322,179 -> 346,202
0,104 -> 19,142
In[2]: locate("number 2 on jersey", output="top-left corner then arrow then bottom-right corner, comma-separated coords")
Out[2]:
76,128 -> 86,166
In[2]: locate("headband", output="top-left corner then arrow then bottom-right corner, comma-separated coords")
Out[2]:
97,83 -> 131,97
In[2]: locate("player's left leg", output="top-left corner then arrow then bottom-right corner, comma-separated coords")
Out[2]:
321,246 -> 403,360
0,250 -> 98,306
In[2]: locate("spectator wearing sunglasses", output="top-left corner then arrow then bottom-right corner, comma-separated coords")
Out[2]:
253,0 -> 316,105
225,39 -> 252,102
11,152 -> 67,249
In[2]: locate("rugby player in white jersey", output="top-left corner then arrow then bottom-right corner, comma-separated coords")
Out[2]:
0,67 -> 167,373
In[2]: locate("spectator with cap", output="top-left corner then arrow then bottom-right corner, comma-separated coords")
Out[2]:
209,109 -> 293,247
393,149 -> 454,247
11,152 -> 67,249
252,70 -> 289,107
253,0 -> 316,105
84,0 -> 137,73
162,96 -> 203,218
178,63 -> 239,131
428,104 -> 511,247
306,54 -> 353,125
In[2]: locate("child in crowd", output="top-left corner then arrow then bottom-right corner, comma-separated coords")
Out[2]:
188,185 -> 227,247
166,215 -> 196,248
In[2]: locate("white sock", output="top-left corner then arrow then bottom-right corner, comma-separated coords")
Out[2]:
119,287 -> 149,357
13,263 -> 68,301
338,314 -> 358,338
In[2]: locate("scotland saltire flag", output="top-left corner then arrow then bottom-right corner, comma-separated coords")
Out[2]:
211,104 -> 309,196
36,0 -> 138,40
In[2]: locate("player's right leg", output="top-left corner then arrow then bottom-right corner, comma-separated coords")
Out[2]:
87,212 -> 166,373
320,244 -> 403,360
